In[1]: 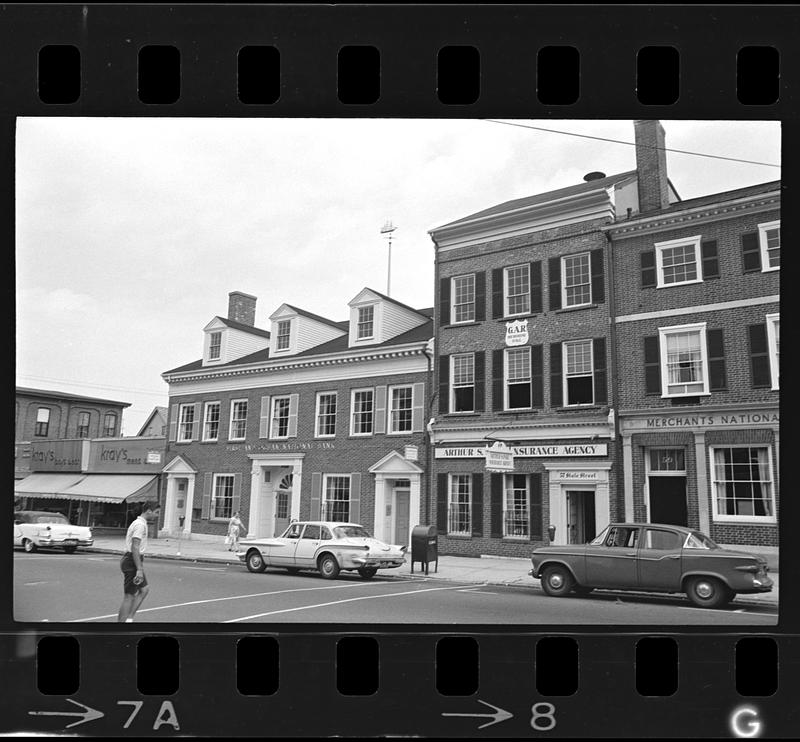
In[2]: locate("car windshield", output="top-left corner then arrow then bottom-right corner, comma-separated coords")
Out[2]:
685,532 -> 720,549
33,514 -> 69,524
333,525 -> 371,539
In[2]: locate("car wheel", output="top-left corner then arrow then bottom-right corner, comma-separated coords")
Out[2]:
572,585 -> 594,597
23,539 -> 37,554
540,565 -> 574,597
63,546 -> 77,554
245,549 -> 267,573
358,567 -> 378,580
318,553 -> 340,580
686,576 -> 733,609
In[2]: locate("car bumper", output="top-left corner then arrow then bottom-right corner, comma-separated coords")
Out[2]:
36,537 -> 93,547
345,555 -> 406,569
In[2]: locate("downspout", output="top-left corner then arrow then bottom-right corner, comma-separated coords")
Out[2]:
422,341 -> 435,526
605,228 -> 622,520
424,233 -> 442,527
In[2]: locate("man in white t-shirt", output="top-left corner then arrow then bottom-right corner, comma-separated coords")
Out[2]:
117,501 -> 159,623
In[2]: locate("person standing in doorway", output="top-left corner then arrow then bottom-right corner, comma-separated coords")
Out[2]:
118,501 -> 159,623
227,511 -> 246,551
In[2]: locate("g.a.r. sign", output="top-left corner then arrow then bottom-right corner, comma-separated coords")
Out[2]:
505,318 -> 529,346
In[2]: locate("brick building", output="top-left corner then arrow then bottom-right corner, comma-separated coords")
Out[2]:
607,121 -> 779,547
160,290 -> 433,548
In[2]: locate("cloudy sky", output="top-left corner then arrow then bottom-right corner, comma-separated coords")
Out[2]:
16,118 -> 780,434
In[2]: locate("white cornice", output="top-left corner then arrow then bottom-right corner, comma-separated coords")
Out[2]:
430,416 -> 613,444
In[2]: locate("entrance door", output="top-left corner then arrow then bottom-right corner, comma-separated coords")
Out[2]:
648,477 -> 688,526
393,486 -> 410,547
257,475 -> 275,539
274,473 -> 293,536
175,479 -> 187,531
566,490 -> 596,544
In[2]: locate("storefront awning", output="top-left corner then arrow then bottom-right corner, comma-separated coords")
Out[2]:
14,473 -> 88,498
59,475 -> 159,504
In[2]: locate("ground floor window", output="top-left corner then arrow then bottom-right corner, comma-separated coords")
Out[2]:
711,446 -> 775,521
448,474 -> 471,535
213,474 -> 235,519
503,473 -> 529,538
323,475 -> 350,522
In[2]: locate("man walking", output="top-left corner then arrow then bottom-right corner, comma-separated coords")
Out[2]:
118,501 -> 159,623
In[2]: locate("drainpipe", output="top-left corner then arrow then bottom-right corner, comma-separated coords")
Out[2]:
605,229 -> 622,520
422,339 -> 435,527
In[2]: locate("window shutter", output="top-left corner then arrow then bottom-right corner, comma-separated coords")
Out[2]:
644,336 -> 661,395
593,338 -> 608,405
529,473 -> 542,541
741,232 -> 762,273
168,404 -> 178,442
258,396 -> 271,438
411,382 -> 425,432
471,473 -> 483,538
748,324 -> 771,387
437,474 -> 448,535
439,277 -> 451,326
201,472 -> 212,519
287,394 -> 299,437
310,472 -> 322,521
707,329 -> 727,391
438,355 -> 450,414
374,386 -> 387,434
192,403 -> 200,440
474,351 -> 485,412
550,342 -> 563,407
490,474 -> 504,538
531,344 -> 544,408
590,248 -> 605,303
349,473 -> 361,524
701,240 -> 720,279
530,261 -> 543,313
491,268 -> 503,319
474,271 -> 486,322
492,349 -> 504,411
232,473 -> 242,517
641,250 -> 657,288
548,257 -> 561,311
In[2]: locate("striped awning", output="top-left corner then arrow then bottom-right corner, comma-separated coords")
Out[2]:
15,473 -> 158,504
14,473 -> 87,498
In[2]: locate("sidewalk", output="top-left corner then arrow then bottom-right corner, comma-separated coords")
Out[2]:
87,534 -> 778,607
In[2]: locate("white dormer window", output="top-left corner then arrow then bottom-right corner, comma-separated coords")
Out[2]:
276,320 -> 292,351
208,332 -> 222,360
357,306 -> 375,339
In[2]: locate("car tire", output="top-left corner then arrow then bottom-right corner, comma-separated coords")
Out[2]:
686,576 -> 733,609
245,549 -> 267,573
23,539 -> 37,554
358,567 -> 378,580
318,553 -> 340,580
63,546 -> 77,554
540,565 -> 574,597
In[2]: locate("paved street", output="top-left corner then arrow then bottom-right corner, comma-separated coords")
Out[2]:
14,551 -> 777,625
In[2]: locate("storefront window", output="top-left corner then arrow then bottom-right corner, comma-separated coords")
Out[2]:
711,446 -> 775,521
448,474 -> 471,535
503,473 -> 529,538
213,474 -> 235,519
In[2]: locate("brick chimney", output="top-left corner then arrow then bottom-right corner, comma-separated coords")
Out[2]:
634,120 -> 670,213
228,291 -> 257,326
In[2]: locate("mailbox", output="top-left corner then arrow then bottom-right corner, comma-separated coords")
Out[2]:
410,524 -> 438,575
547,524 -> 556,543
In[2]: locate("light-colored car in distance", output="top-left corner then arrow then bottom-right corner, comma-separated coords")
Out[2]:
13,510 -> 94,554
238,521 -> 406,579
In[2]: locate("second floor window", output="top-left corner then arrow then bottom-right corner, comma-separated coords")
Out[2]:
77,411 -> 90,438
229,400 -> 248,440
209,331 -> 222,360
35,407 -> 50,437
766,314 -> 779,390
506,347 -> 531,410
357,306 -> 374,339
661,324 -> 707,396
178,404 -> 195,442
656,236 -> 702,287
758,220 -> 780,270
389,386 -> 413,433
316,392 -> 337,437
203,402 -> 220,441
276,320 -> 291,350
351,389 -> 374,435
103,412 -> 116,437
271,396 -> 291,438
451,353 -> 475,413
564,340 -> 594,406
562,253 -> 591,307
504,264 -> 530,316
452,274 -> 476,323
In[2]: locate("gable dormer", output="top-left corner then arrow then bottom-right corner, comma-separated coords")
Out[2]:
268,303 -> 346,357
347,288 -> 428,347
202,316 -> 271,367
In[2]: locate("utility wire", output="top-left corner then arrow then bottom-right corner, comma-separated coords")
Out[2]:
483,120 -> 781,169
17,374 -> 167,398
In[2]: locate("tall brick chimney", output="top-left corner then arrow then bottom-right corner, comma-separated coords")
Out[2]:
228,291 -> 257,326
634,120 -> 670,213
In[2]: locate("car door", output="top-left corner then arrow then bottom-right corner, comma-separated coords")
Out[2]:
293,524 -> 321,567
584,526 -> 640,588
269,522 -> 303,566
637,527 -> 684,591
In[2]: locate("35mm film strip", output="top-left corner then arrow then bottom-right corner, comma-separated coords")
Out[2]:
2,3 -> 796,738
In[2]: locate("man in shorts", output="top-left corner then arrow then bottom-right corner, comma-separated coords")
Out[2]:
118,501 -> 159,623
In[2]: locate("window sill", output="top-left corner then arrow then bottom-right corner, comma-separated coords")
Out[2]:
200,440 -> 219,444
496,408 -> 539,415
443,321 -> 482,329
656,279 -> 704,289
445,534 -> 473,540
496,313 -> 537,323
712,517 -> 777,526
444,412 -> 481,417
348,433 -> 374,439
555,303 -> 598,314
553,405 -> 602,412
227,439 -> 247,444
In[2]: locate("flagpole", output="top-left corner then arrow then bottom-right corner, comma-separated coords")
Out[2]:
380,221 -> 397,296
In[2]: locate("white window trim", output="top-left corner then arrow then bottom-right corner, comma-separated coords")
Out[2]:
765,312 -> 779,390
211,472 -> 236,522
450,352 -> 475,414
450,274 -> 476,325
503,473 -> 530,540
315,391 -> 337,438
322,473 -> 351,521
561,252 -> 592,309
356,305 -> 375,340
177,403 -> 195,442
503,263 -> 530,318
228,398 -> 248,441
708,445 -> 777,524
208,331 -> 222,361
658,321 -> 710,398
388,384 -> 414,435
349,388 -> 374,437
758,220 -> 780,273
448,473 -> 472,536
504,346 -> 532,411
562,339 -> 595,408
274,319 -> 293,353
655,235 -> 703,288
202,401 -> 221,442
270,395 -> 292,439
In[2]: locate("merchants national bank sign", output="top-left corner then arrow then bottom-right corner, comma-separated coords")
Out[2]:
435,443 -> 608,459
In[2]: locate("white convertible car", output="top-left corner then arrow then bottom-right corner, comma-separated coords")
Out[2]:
13,510 -> 93,554
238,521 -> 406,579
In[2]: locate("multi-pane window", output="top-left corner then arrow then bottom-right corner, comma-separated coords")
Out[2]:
564,340 -> 594,406
351,389 -> 374,435
178,404 -> 195,442
316,392 -> 337,437
656,236 -> 702,287
451,353 -> 475,413
711,447 -> 775,522
562,253 -> 591,307
209,331 -> 222,360
389,386 -> 413,433
276,320 -> 291,350
203,402 -> 221,441
504,474 -> 529,538
357,306 -> 375,339
270,396 -> 291,439
323,475 -> 350,522
213,474 -> 235,519
649,449 -> 686,472
451,274 -> 476,323
229,400 -> 248,440
275,490 -> 289,520
660,324 -> 707,396
759,220 -> 780,270
506,347 -> 531,410
35,407 -> 50,437
77,412 -> 90,438
504,264 -> 530,316
103,412 -> 116,437
448,474 -> 471,535
766,313 -> 779,389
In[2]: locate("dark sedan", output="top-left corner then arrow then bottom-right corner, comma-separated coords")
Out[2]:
529,523 -> 772,608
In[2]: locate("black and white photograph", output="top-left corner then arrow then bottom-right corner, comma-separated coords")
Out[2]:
14,117 -> 779,625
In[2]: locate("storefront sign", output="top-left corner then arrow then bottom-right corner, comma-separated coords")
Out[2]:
436,443 -> 607,459
404,445 -> 419,462
226,441 -> 335,452
30,440 -> 88,472
146,451 -> 163,465
555,471 -> 599,481
89,438 -> 167,473
505,319 -> 529,346
484,441 -> 514,472
621,409 -> 779,433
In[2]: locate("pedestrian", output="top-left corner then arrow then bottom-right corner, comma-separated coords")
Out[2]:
227,511 -> 246,551
117,501 -> 159,623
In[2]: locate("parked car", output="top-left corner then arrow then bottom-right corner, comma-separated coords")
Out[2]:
529,523 -> 772,609
13,510 -> 94,554
238,521 -> 406,579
